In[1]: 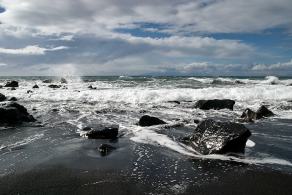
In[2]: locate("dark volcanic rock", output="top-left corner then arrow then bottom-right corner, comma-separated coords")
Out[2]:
167,101 -> 180,104
0,102 -> 36,125
195,99 -> 235,110
32,84 -> 39,89
8,97 -> 17,101
88,85 -> 97,90
27,90 -> 33,94
256,105 -> 274,119
48,84 -> 61,89
4,81 -> 19,88
60,78 -> 67,84
189,119 -> 251,155
0,93 -> 6,102
10,87 -> 16,91
138,115 -> 167,127
98,144 -> 116,156
86,125 -> 119,139
240,108 -> 257,122
240,105 -> 274,122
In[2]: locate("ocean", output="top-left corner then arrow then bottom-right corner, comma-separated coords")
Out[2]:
0,75 -> 292,194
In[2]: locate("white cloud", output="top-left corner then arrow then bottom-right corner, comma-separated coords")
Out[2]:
252,59 -> 292,70
0,45 -> 68,55
0,0 -> 292,35
0,63 -> 7,66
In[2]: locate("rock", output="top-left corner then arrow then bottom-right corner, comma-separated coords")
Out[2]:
48,84 -> 61,89
88,85 -> 97,90
8,97 -> 17,101
27,90 -> 33,94
167,101 -> 180,104
4,81 -> 19,88
98,144 -> 116,156
52,108 -> 59,112
0,93 -> 6,102
32,84 -> 39,89
43,79 -> 53,83
0,102 -> 36,125
86,125 -> 119,139
10,87 -> 16,91
240,105 -> 274,122
255,105 -> 274,119
235,80 -> 244,84
0,85 -> 3,88
189,119 -> 251,155
60,78 -> 67,84
194,99 -> 235,110
240,108 -> 257,122
138,115 -> 167,127
194,119 -> 201,124
82,126 -> 92,131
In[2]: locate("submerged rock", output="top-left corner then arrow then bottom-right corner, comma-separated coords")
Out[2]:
32,84 -> 39,89
4,81 -> 19,88
138,115 -> 167,126
60,78 -> 67,84
0,93 -> 6,102
188,119 -> 251,155
98,144 -> 116,156
194,99 -> 235,110
10,87 -> 16,91
48,84 -> 61,89
27,90 -> 33,94
167,101 -> 180,104
0,102 -> 36,125
240,105 -> 274,122
85,125 -> 119,139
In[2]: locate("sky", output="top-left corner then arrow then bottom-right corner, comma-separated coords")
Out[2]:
0,0 -> 292,76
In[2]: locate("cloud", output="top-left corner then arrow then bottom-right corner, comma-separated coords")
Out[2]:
252,59 -> 292,71
1,0 -> 292,35
0,63 -> 7,66
0,45 -> 68,55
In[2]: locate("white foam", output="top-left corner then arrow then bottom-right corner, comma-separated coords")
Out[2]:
246,139 -> 256,147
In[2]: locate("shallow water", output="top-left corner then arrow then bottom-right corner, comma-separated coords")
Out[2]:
0,76 -> 292,192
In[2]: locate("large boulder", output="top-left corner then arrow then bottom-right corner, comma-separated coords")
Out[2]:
194,99 -> 235,110
240,105 -> 274,122
0,102 -> 36,125
0,93 -> 6,102
85,125 -> 119,139
138,115 -> 167,126
4,81 -> 19,88
188,119 -> 251,155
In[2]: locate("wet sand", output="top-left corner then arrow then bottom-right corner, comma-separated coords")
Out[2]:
0,165 -> 291,195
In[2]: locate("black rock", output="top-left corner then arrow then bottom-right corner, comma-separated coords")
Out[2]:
194,99 -> 235,110
98,144 -> 116,156
256,105 -> 275,119
43,79 -> 53,83
27,90 -> 33,94
82,126 -> 92,131
240,108 -> 257,122
189,119 -> 251,155
32,84 -> 39,89
138,115 -> 167,127
0,85 -> 3,88
10,87 -> 16,91
48,84 -> 61,89
86,125 -> 119,139
4,81 -> 19,88
60,78 -> 67,84
194,119 -> 201,124
168,101 -> 180,104
0,102 -> 36,125
0,93 -> 6,102
240,105 -> 274,122
88,85 -> 97,90
8,97 -> 17,101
